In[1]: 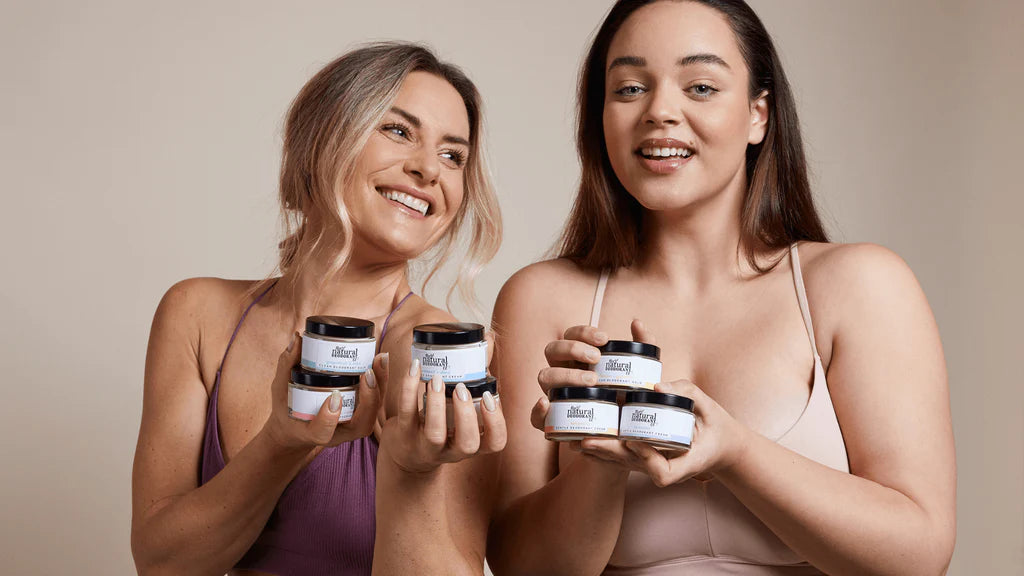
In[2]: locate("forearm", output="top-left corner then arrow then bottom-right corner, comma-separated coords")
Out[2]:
131,429 -> 311,576
488,455 -> 631,576
717,432 -> 953,576
372,451 -> 485,576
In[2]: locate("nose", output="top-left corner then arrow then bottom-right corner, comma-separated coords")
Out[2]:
641,85 -> 683,127
404,145 -> 440,187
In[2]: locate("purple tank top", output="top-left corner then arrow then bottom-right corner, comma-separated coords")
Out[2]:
200,282 -> 413,575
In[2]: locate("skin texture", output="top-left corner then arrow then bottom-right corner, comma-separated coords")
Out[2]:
131,71 -> 504,576
488,3 -> 955,576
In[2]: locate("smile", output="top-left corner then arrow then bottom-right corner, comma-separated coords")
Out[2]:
377,187 -> 430,217
639,147 -> 693,159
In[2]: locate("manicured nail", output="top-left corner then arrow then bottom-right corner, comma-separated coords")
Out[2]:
586,350 -> 600,363
583,371 -> 598,385
431,374 -> 443,393
410,358 -> 420,378
482,391 -> 496,412
366,369 -> 376,389
287,332 -> 299,352
381,353 -> 389,368
329,389 -> 341,412
455,383 -> 469,402
595,331 -> 608,342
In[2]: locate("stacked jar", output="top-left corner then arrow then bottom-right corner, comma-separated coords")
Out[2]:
411,323 -> 497,433
544,339 -> 695,451
288,316 -> 376,423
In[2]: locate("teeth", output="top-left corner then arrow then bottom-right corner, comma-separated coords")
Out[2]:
380,190 -> 428,216
640,146 -> 693,158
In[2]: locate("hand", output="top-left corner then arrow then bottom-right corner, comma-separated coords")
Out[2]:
262,332 -> 382,452
380,357 -> 506,474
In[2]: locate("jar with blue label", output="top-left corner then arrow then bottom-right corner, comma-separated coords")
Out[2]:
618,390 -> 695,451
410,323 -> 488,383
301,316 -> 375,374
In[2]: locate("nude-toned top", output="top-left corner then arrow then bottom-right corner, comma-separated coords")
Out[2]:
588,244 -> 849,575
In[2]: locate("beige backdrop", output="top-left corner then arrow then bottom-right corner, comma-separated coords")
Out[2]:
1,0 -> 1021,573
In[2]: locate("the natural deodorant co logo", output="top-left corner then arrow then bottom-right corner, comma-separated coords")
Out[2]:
605,358 -> 632,374
422,353 -> 449,371
567,405 -> 595,422
630,408 -> 657,426
332,346 -> 358,360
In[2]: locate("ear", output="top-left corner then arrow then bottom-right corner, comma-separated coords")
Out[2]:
748,90 -> 769,145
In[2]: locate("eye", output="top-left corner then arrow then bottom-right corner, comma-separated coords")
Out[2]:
688,84 -> 718,99
381,122 -> 412,140
440,149 -> 467,168
614,84 -> 646,98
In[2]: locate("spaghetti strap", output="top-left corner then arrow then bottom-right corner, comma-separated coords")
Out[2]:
216,280 -> 278,377
789,244 -> 820,358
590,270 -> 610,328
377,290 -> 414,352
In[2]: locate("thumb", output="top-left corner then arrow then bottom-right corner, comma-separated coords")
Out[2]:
630,318 -> 657,346
309,389 -> 344,444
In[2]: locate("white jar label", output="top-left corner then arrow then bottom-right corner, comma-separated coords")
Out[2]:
411,343 -> 488,382
619,405 -> 694,446
288,385 -> 357,422
544,401 -> 619,435
591,354 -> 662,389
301,336 -> 375,373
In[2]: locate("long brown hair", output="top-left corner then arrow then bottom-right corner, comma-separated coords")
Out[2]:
558,0 -> 827,272
256,42 -> 501,314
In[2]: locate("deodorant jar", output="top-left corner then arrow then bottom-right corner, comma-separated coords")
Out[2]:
618,390 -> 695,451
288,368 -> 359,423
410,322 -> 488,383
301,316 -> 375,374
590,340 -> 662,390
544,386 -> 620,441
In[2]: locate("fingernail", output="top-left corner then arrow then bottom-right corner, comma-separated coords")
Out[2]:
366,369 -> 376,389
455,383 -> 469,402
586,350 -> 600,363
287,332 -> 299,352
329,390 -> 341,412
431,374 -> 443,393
482,391 -> 496,412
583,371 -> 598,385
595,331 -> 608,342
410,358 -> 420,377
381,353 -> 389,368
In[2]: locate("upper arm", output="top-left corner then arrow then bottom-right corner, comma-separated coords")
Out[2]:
815,245 -> 955,534
131,279 -> 219,531
491,262 -> 586,513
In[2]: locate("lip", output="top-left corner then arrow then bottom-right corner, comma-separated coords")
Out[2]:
634,138 -> 695,175
375,184 -> 435,218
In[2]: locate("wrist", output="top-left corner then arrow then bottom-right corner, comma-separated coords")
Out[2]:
257,420 -> 314,461
712,416 -> 756,480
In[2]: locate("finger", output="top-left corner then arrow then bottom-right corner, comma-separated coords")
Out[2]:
333,369 -> 379,445
397,357 -> 422,431
580,437 -> 635,465
630,318 -> 657,346
624,441 -> 676,487
484,328 -> 495,367
372,352 -> 390,425
272,332 -> 302,403
479,391 -> 507,454
538,366 -> 598,391
309,389 -> 344,445
562,325 -> 609,346
447,383 -> 481,460
422,375 -> 448,451
530,395 -> 550,432
544,339 -> 601,367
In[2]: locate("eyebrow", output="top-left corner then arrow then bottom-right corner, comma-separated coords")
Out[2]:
390,106 -> 470,147
607,53 -> 731,71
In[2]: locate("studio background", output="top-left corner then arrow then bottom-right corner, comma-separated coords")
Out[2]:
1,0 -> 1021,573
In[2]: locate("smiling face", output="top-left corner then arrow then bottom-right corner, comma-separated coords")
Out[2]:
343,71 -> 471,261
602,0 -> 767,214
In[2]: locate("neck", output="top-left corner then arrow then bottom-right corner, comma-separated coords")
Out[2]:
635,170 -> 762,292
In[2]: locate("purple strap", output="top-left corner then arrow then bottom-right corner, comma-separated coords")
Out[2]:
377,290 -> 414,351
215,280 -> 278,379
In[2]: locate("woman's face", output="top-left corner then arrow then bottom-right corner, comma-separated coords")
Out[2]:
603,1 -> 767,213
344,71 -> 471,261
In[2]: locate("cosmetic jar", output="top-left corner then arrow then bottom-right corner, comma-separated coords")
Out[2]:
301,316 -> 375,374
544,386 -> 620,441
590,340 -> 662,390
410,322 -> 488,383
422,376 -> 498,433
288,367 -> 359,423
618,391 -> 695,450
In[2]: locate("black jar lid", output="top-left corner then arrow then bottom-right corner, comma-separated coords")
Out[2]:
412,322 -> 485,345
439,376 -> 497,398
598,340 -> 660,360
548,386 -> 618,403
624,390 -> 694,411
305,316 -> 375,339
290,366 -> 362,388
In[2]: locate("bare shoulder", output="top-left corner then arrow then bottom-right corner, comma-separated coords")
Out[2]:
495,258 -> 599,322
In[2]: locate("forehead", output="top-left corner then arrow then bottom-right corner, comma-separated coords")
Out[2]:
607,1 -> 744,71
391,71 -> 471,140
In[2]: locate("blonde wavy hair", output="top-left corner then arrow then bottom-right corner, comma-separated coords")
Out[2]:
254,42 -> 501,316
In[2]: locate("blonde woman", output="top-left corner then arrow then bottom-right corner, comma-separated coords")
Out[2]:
131,43 -> 505,576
